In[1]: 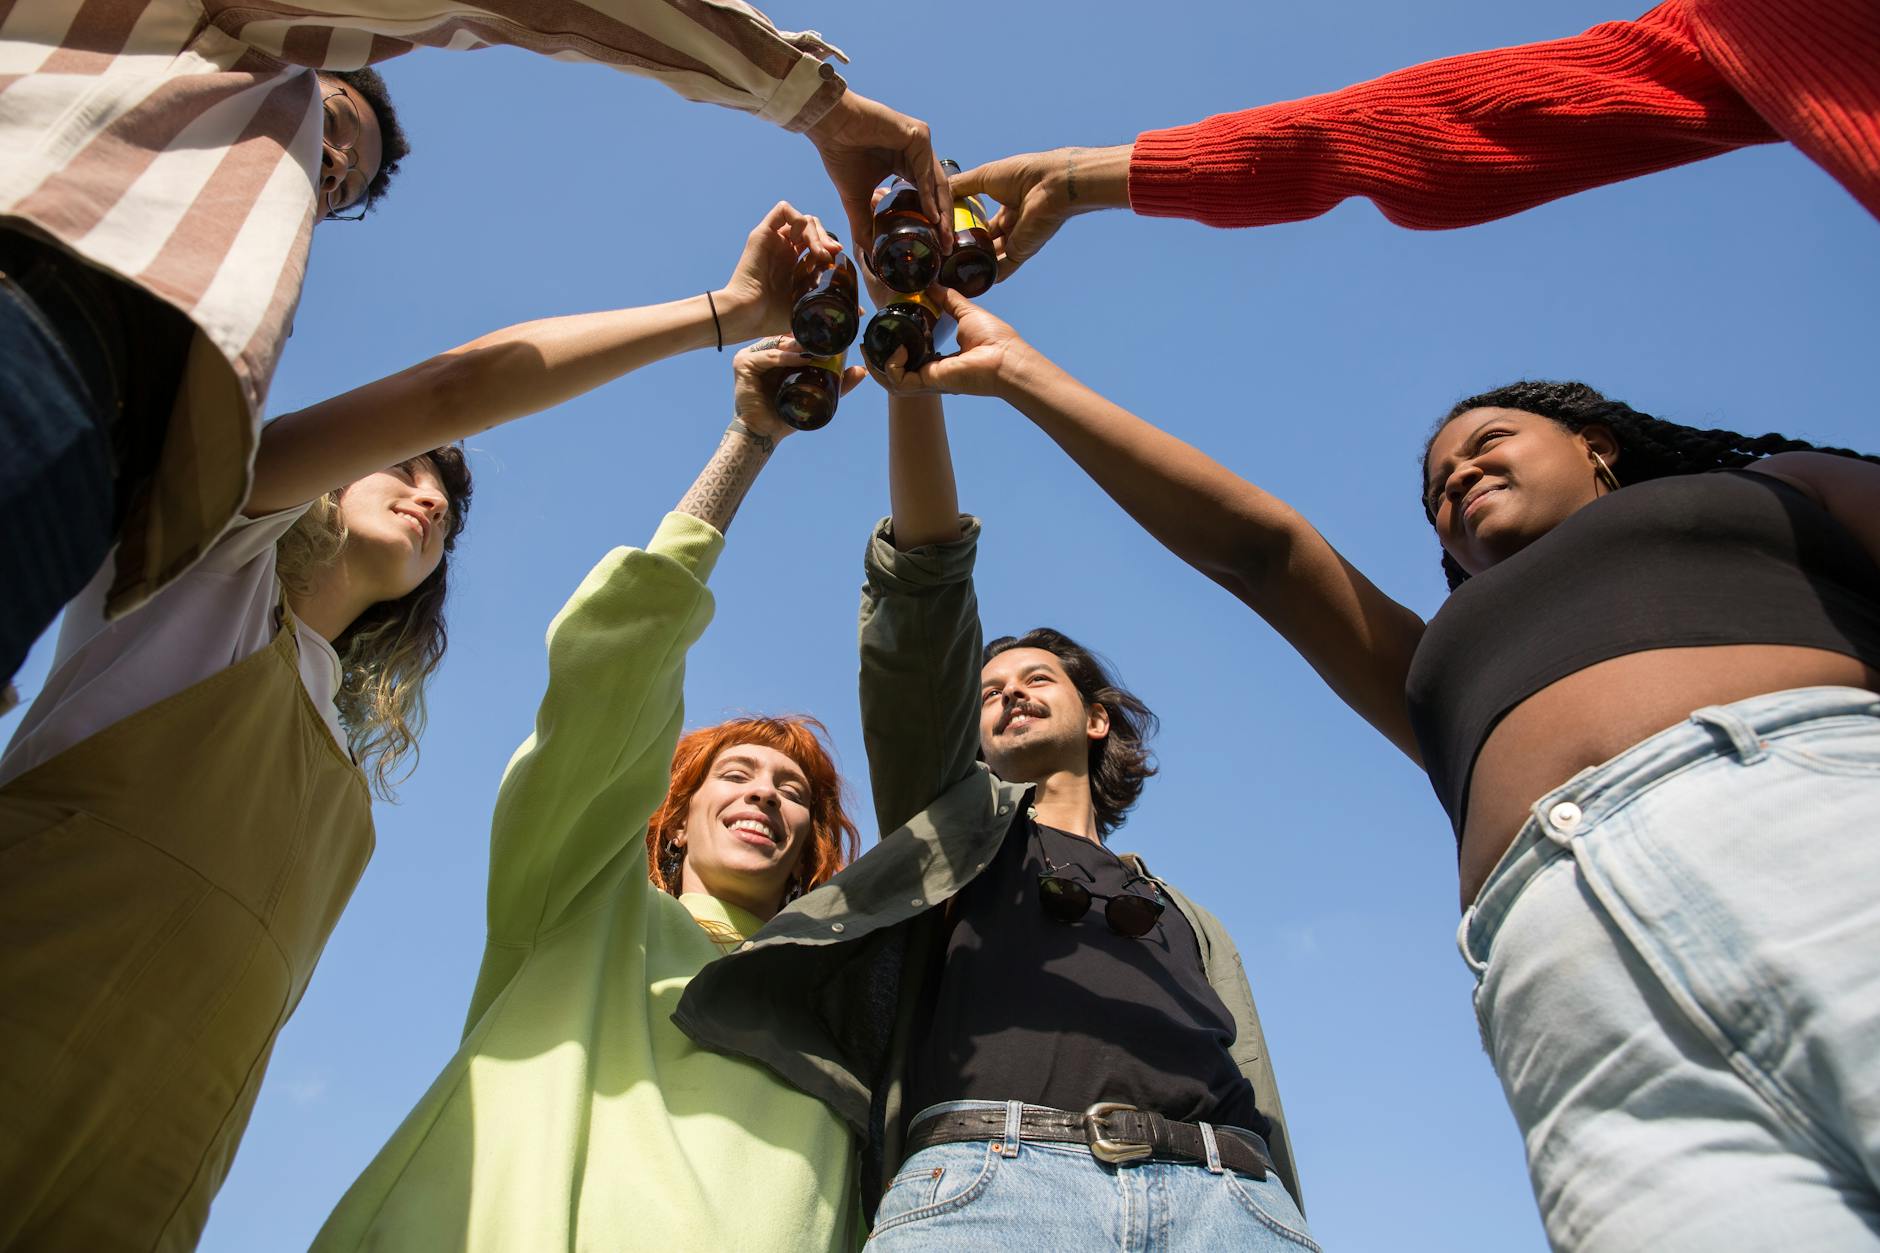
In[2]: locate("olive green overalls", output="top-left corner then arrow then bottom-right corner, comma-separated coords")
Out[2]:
0,606 -> 373,1251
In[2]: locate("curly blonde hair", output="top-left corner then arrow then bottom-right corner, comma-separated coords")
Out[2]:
274,446 -> 473,797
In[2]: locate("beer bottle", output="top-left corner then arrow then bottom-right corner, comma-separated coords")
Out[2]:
789,248 -> 859,356
938,159 -> 996,298
771,350 -> 847,431
869,176 -> 940,294
862,291 -> 939,373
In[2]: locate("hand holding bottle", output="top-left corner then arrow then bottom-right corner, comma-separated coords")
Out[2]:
718,202 -> 843,344
806,91 -> 953,259
947,145 -> 1133,281
736,335 -> 866,434
867,288 -> 1031,399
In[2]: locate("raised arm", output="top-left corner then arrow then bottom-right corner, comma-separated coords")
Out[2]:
853,383 -> 986,834
945,0 -> 1859,278
205,1 -> 951,248
879,289 -> 1427,761
206,0 -> 846,131
248,202 -> 834,515
464,334 -> 853,1025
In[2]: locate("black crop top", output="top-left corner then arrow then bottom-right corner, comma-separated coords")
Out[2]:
1406,469 -> 1880,838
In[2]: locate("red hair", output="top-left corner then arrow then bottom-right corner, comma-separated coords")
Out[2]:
647,715 -> 861,907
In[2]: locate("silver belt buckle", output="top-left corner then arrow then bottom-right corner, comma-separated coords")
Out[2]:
1083,1101 -> 1152,1164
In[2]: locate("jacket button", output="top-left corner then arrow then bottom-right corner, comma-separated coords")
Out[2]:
997,803 -> 1011,815
909,897 -> 923,908
1548,801 -> 1583,832
830,922 -> 845,933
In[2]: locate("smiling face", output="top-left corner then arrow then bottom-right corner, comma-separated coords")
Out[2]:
676,743 -> 815,919
979,646 -> 1110,784
336,457 -> 451,601
1423,407 -> 1620,577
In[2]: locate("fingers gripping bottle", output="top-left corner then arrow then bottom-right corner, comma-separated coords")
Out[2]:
789,249 -> 859,356
862,291 -> 940,373
938,159 -> 996,297
771,350 -> 847,431
869,176 -> 941,293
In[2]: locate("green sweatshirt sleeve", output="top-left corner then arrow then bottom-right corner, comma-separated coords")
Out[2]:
856,515 -> 985,836
465,513 -> 724,1027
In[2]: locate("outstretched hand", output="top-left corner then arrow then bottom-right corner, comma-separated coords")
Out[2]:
949,145 -> 1131,281
720,201 -> 841,344
733,334 -> 868,440
807,91 -> 952,257
866,288 -> 1030,399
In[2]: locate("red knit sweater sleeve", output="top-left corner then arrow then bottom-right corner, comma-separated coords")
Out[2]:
1128,0 -> 1783,230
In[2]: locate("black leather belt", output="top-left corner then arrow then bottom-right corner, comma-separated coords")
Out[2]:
905,1102 -> 1273,1180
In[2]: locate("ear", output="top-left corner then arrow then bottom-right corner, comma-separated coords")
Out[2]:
1580,423 -> 1620,470
1085,701 -> 1111,742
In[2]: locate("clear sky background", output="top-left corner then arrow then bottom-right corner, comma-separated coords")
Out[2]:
8,1 -> 1878,1248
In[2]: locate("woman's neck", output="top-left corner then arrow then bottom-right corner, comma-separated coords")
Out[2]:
286,559 -> 375,643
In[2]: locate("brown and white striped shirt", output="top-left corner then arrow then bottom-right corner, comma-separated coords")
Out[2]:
0,0 -> 845,616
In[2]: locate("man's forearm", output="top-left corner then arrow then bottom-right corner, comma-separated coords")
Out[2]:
677,420 -> 776,533
887,395 -> 962,550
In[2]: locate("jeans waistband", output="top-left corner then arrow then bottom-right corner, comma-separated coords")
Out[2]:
1459,685 -> 1880,974
908,1099 -> 1264,1142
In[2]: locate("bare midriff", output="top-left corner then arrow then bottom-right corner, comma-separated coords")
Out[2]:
1458,644 -> 1880,908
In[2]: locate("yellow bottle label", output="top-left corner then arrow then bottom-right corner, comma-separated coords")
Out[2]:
803,350 -> 846,372
952,196 -> 988,233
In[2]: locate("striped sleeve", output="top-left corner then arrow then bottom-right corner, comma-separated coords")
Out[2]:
200,0 -> 849,132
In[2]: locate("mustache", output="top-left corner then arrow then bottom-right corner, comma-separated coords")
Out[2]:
999,700 -> 1048,730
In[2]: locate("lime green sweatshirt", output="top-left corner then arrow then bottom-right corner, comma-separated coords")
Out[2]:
314,513 -> 858,1251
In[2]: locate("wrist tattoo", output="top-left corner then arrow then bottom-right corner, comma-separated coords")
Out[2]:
728,417 -> 777,454
677,420 -> 775,532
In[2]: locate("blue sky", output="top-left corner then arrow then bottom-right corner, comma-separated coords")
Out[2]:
8,1 -> 1878,1248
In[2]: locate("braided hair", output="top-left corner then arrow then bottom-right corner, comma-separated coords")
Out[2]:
1423,380 -> 1880,591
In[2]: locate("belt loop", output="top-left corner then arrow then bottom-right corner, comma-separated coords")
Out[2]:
1198,1122 -> 1225,1174
1690,704 -> 1767,764
1000,1100 -> 1022,1158
1457,908 -> 1488,979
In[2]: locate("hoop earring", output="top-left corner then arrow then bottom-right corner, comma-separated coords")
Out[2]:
1592,450 -> 1621,495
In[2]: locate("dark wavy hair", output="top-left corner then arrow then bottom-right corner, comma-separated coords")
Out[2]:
984,628 -> 1159,838
331,67 -> 409,212
1423,380 -> 1880,591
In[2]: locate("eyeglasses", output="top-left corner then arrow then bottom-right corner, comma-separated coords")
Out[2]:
321,90 -> 369,221
1034,830 -> 1166,938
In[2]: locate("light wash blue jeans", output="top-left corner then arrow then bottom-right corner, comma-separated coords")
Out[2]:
865,1100 -> 1318,1251
1460,687 -> 1880,1251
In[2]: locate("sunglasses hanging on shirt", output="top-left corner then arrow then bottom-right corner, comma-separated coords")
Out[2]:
1033,827 -> 1166,938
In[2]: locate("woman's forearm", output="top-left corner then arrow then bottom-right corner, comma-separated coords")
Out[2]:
248,287 -> 763,515
994,350 -> 1294,597
676,420 -> 778,534
887,394 -> 962,550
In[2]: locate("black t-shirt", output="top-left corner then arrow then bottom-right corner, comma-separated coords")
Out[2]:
907,816 -> 1267,1135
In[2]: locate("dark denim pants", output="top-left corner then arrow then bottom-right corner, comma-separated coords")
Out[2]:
0,273 -> 114,686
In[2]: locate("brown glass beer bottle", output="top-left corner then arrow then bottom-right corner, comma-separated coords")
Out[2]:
789,249 -> 859,356
938,159 -> 996,297
862,291 -> 940,373
869,176 -> 941,293
771,350 -> 847,431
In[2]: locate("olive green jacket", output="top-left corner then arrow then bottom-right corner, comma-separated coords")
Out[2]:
675,518 -> 1302,1215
